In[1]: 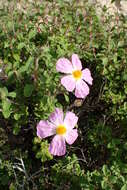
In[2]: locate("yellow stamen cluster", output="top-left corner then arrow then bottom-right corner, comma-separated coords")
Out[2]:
72,70 -> 82,80
56,125 -> 66,135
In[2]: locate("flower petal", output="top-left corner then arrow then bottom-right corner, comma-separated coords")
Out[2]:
65,129 -> 78,145
49,135 -> 66,156
64,111 -> 78,129
82,68 -> 93,85
75,80 -> 89,98
61,75 -> 76,92
56,58 -> 73,73
49,108 -> 64,126
37,120 -> 56,139
72,54 -> 82,70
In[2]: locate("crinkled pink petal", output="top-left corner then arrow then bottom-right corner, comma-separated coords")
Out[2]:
72,54 -> 82,70
56,58 -> 73,73
75,80 -> 89,98
64,111 -> 78,129
65,129 -> 78,145
49,108 -> 64,126
49,135 -> 66,156
61,75 -> 76,92
37,120 -> 56,139
82,68 -> 93,85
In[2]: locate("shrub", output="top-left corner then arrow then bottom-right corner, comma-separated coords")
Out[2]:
0,0 -> 127,189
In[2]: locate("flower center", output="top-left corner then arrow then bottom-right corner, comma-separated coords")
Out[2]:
72,70 -> 82,80
56,125 -> 66,135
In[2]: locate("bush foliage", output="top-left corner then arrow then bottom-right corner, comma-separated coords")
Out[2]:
0,0 -> 127,189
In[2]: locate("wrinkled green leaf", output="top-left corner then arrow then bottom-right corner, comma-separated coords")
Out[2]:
24,84 -> 34,97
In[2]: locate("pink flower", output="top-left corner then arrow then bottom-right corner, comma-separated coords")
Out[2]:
37,108 -> 78,156
56,54 -> 93,98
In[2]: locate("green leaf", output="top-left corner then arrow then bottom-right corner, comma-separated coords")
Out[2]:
109,176 -> 117,184
102,165 -> 110,176
102,57 -> 108,66
2,109 -> 11,118
0,87 -> 8,99
17,42 -> 25,50
14,113 -> 21,120
13,124 -> 20,135
101,180 -> 108,189
33,137 -> 41,144
18,56 -> 34,73
2,99 -> 11,110
4,41 -> 9,48
36,140 -> 53,162
28,29 -> 36,39
2,99 -> 11,118
13,53 -> 20,61
8,92 -> 16,98
24,84 -> 34,97
118,41 -> 124,47
121,184 -> 127,190
64,93 -> 69,103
